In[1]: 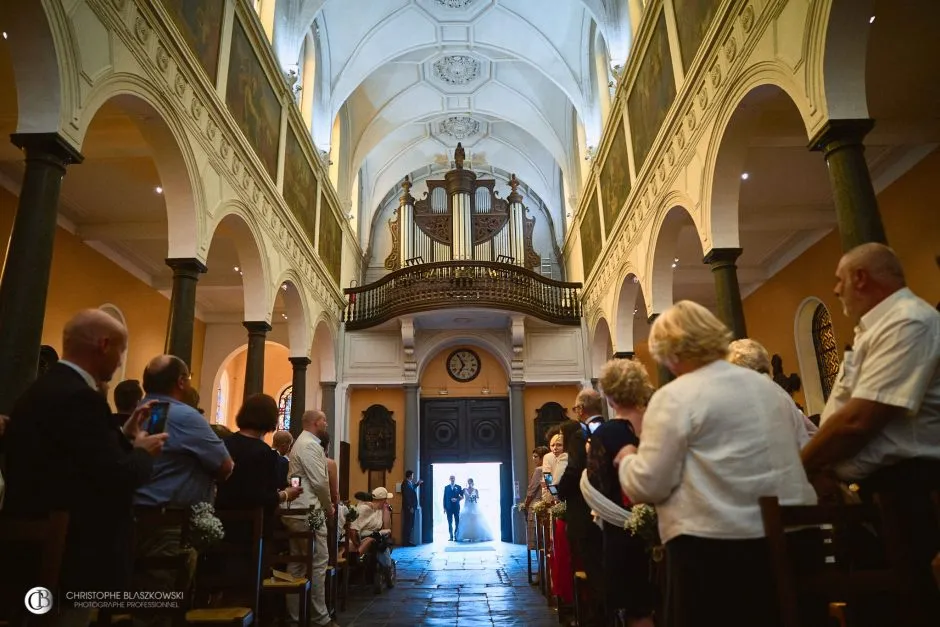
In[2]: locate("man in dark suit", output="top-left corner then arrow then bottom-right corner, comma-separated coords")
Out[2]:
111,378 -> 144,430
3,310 -> 167,622
443,475 -> 463,541
556,388 -> 606,627
401,470 -> 422,546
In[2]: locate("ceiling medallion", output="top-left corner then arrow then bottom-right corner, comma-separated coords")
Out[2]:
439,116 -> 480,140
433,55 -> 480,85
434,0 -> 474,7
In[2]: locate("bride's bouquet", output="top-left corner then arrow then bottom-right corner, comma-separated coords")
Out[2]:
467,492 -> 479,504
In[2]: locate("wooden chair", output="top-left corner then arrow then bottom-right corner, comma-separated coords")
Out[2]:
534,511 -> 547,597
525,512 -> 538,585
334,521 -> 352,612
260,508 -> 315,627
186,508 -> 264,627
759,496 -> 919,627
572,571 -> 587,626
324,514 -> 338,616
0,511 -> 69,627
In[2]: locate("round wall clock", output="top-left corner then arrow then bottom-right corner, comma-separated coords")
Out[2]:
446,348 -> 481,382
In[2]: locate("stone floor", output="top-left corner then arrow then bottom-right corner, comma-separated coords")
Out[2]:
336,542 -> 561,627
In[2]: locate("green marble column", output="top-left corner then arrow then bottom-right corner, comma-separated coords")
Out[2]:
164,258 -> 207,366
0,133 -> 83,413
288,357 -> 311,440
648,313 -> 675,387
242,321 -> 271,398
703,247 -> 747,340
810,119 -> 887,250
403,383 -> 422,544
509,381 -> 527,544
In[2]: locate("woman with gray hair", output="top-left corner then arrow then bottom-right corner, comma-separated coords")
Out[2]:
615,301 -> 816,627
727,338 -> 817,447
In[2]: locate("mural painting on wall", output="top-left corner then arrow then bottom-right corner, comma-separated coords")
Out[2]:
318,192 -> 343,284
226,17 -> 281,180
161,0 -> 224,81
358,404 -> 396,472
627,9 -> 677,173
580,188 -> 602,277
534,401 -> 570,448
673,0 -> 721,71
600,117 -> 631,238
284,125 -> 319,246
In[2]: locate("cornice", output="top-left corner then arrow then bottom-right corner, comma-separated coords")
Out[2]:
96,0 -> 345,321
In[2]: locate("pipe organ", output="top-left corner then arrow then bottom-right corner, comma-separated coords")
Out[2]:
385,143 -> 541,271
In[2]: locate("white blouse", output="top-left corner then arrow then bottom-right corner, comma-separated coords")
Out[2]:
618,360 -> 817,543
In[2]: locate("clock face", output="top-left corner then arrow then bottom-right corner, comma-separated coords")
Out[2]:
446,349 -> 481,382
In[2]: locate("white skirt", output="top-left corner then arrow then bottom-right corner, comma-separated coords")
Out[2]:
456,501 -> 493,542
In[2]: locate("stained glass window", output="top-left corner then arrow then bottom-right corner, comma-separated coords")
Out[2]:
278,385 -> 293,431
812,304 -> 839,401
215,373 -> 229,425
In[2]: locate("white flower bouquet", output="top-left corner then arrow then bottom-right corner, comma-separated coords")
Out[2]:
189,502 -> 224,548
307,507 -> 327,531
623,504 -> 663,560
549,500 -> 567,521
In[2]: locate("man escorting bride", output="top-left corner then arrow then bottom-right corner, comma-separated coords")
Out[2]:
455,478 -> 494,542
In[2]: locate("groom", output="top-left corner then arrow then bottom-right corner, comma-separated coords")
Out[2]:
443,475 -> 464,541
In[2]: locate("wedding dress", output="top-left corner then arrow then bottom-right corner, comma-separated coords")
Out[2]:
455,487 -> 494,542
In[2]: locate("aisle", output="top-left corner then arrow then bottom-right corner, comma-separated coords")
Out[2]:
339,542 -> 561,627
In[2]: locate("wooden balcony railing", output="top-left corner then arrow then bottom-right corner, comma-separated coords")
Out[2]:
343,261 -> 583,330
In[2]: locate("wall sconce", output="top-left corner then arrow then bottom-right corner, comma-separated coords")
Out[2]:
481,381 -> 491,395
438,386 -> 449,396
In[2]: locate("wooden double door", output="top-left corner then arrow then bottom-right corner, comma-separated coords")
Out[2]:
419,397 -> 513,543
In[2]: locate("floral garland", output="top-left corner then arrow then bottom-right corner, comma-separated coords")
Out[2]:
529,499 -> 551,517
549,500 -> 567,521
188,502 -> 224,549
307,507 -> 327,531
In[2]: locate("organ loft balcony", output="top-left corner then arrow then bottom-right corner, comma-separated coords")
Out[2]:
343,144 -> 582,331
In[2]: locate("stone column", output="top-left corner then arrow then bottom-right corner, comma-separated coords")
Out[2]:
0,133 -> 82,413
164,258 -> 208,366
321,381 -> 337,450
703,247 -> 747,340
242,321 -> 271,398
648,313 -> 675,387
288,357 -> 310,440
809,119 -> 887,250
509,381 -> 528,544
403,383 -> 422,544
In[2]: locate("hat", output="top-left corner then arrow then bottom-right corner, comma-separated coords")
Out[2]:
371,487 -> 394,500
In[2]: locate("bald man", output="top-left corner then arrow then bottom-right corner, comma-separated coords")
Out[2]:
284,409 -> 337,627
802,243 -> 940,617
3,310 -> 167,613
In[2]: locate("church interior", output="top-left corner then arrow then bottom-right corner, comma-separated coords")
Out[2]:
0,0 -> 938,625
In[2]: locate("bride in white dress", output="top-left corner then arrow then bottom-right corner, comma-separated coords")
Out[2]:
455,478 -> 494,542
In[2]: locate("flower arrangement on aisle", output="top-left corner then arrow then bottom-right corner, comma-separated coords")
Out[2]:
307,506 -> 327,531
624,504 -> 663,561
515,502 -> 526,512
549,500 -> 567,521
188,502 -> 224,549
343,501 -> 360,525
529,499 -> 551,518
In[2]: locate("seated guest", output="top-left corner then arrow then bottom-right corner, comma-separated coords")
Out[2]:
616,301 -> 816,627
3,310 -> 166,626
727,338 -> 817,446
272,430 -> 293,490
349,487 -> 395,578
586,358 -> 656,627
112,378 -> 144,430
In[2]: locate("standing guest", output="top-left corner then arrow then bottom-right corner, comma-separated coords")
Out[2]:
401,470 -> 422,546
319,431 -> 340,509
542,431 -> 565,501
589,359 -> 656,627
523,446 -> 550,548
112,379 -> 144,430
284,410 -> 337,627
616,301 -> 816,627
3,310 -> 167,627
802,243 -> 940,620
272,430 -> 293,490
727,338 -> 817,446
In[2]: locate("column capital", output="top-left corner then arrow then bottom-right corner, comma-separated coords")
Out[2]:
404,383 -> 420,392
10,132 -> 83,167
165,257 -> 208,276
612,351 -> 635,359
243,320 -> 272,334
509,381 -> 525,390
288,356 -> 311,369
703,247 -> 743,266
320,380 -> 337,390
809,119 -> 874,156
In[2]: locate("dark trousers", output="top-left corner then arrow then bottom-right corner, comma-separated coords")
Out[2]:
446,509 -> 459,538
402,508 -> 415,545
566,518 -> 604,626
603,523 -> 655,623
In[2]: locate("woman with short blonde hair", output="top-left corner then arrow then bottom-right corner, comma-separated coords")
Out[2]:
617,301 -> 815,627
727,338 -> 772,375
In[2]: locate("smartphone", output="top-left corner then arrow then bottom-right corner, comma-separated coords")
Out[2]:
147,402 -> 170,435
543,472 -> 553,485
290,475 -> 302,489
547,484 -> 559,496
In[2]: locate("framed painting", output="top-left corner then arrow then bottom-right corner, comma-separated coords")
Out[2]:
673,0 -> 721,71
284,125 -> 318,247
600,117 -> 631,237
161,0 -> 224,81
580,188 -> 602,277
318,193 -> 343,285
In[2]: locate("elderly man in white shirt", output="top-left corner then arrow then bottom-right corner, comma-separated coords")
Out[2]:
615,301 -> 816,627
802,243 -> 940,619
285,410 -> 338,627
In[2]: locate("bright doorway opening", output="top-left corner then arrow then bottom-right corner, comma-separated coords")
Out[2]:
431,462 -> 502,543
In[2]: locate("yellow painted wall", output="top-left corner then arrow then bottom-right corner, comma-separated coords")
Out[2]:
218,341 -> 292,433
0,186 -> 208,404
522,384 -> 581,477
419,346 -> 508,397
743,148 -> 940,408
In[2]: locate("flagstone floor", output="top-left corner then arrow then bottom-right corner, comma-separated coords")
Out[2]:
336,542 -> 562,627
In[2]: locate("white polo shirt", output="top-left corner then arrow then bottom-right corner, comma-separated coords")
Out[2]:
821,287 -> 940,481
